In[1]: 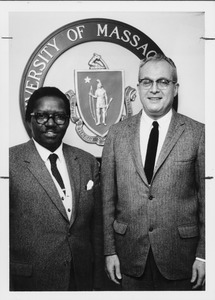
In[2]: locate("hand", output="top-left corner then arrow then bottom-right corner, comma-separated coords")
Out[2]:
105,254 -> 122,285
191,259 -> 205,289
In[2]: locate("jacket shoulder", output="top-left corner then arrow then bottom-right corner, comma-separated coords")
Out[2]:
63,144 -> 98,163
177,113 -> 205,127
9,141 -> 30,158
108,112 -> 141,134
177,112 -> 205,130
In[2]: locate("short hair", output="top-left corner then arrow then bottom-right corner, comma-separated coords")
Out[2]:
25,86 -> 71,122
138,53 -> 178,83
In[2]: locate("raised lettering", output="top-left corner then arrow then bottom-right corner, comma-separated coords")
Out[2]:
28,69 -> 42,80
130,34 -> 140,47
33,59 -> 46,71
67,25 -> 85,41
24,97 -> 30,103
38,53 -> 49,63
137,43 -> 148,56
67,29 -> 78,41
146,50 -> 157,58
97,24 -> 108,36
25,80 -> 39,91
109,26 -> 120,39
121,30 -> 131,43
76,25 -> 85,39
47,38 -> 60,52
25,90 -> 33,96
40,46 -> 53,58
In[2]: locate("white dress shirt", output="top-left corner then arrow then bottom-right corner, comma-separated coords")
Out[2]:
33,139 -> 73,220
139,109 -> 172,170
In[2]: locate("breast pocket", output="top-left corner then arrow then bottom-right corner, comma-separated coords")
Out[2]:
173,157 -> 196,180
174,157 -> 195,164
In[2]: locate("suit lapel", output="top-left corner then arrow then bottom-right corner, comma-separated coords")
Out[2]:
154,111 -> 185,175
127,110 -> 185,185
23,140 -> 69,221
127,111 -> 148,185
63,144 -> 80,227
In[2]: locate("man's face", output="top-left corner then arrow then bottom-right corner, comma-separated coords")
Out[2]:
138,60 -> 179,119
29,96 -> 69,152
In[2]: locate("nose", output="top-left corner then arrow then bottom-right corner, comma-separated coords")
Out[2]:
45,115 -> 56,126
150,81 -> 159,93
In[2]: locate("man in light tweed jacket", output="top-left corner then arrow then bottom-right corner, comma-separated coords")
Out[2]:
101,54 -> 205,290
10,87 -> 103,291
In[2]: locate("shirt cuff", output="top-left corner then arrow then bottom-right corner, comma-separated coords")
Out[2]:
196,257 -> 205,262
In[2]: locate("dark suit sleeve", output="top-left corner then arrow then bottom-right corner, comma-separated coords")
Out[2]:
195,125 -> 205,259
91,158 -> 104,289
101,127 -> 118,256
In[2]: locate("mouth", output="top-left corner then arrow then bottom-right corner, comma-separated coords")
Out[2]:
44,131 -> 58,138
148,97 -> 162,101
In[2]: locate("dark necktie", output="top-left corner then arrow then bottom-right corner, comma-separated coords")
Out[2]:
144,121 -> 159,184
49,153 -> 66,194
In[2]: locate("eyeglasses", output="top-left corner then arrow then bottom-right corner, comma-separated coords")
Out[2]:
30,112 -> 69,125
139,78 -> 177,90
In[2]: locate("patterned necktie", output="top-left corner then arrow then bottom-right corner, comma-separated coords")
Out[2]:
144,121 -> 159,184
49,153 -> 66,194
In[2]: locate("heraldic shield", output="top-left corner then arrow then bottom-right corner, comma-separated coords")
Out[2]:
75,70 -> 124,137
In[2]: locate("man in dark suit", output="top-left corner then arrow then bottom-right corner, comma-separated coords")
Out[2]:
101,54 -> 205,290
10,86 -> 103,291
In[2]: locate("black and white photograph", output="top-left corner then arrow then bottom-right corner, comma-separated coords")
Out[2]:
0,1 -> 214,299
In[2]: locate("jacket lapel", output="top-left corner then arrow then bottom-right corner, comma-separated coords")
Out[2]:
127,110 -> 185,185
127,111 -> 148,185
154,111 -> 185,176
63,144 -> 80,227
23,140 -> 69,222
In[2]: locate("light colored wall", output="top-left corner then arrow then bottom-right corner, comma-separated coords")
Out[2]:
9,11 -> 205,157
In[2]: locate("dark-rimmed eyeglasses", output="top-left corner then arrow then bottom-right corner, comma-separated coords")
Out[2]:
30,112 -> 69,125
139,78 -> 177,90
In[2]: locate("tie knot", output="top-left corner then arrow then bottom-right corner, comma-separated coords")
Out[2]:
152,121 -> 158,129
49,153 -> 58,164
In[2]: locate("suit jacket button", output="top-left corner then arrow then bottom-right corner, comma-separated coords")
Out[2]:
149,195 -> 153,200
68,232 -> 71,237
149,227 -> 153,232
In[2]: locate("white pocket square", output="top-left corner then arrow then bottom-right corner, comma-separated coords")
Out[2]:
86,180 -> 94,190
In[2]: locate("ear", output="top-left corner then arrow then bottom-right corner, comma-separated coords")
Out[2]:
65,117 -> 70,128
26,120 -> 32,131
174,83 -> 179,98
137,83 -> 140,94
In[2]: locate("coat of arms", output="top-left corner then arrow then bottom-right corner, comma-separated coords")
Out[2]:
66,53 -> 136,146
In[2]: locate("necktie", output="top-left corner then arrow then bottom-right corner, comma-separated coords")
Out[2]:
144,121 -> 159,184
49,153 -> 66,194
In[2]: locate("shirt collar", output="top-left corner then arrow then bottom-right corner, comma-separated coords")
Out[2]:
141,109 -> 173,128
32,138 -> 64,162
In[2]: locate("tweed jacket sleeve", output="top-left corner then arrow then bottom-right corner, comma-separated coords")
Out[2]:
101,123 -> 124,256
194,124 -> 205,259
